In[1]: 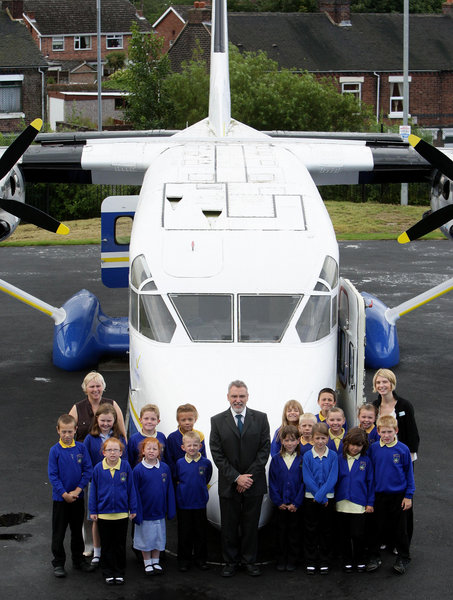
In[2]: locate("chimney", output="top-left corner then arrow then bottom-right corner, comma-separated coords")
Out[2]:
443,0 -> 453,16
319,0 -> 351,26
2,0 -> 24,19
188,1 -> 211,24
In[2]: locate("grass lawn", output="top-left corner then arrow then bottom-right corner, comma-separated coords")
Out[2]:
0,201 -> 445,246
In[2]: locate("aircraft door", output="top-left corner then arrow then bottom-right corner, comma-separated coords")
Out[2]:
337,277 -> 366,427
101,195 -> 138,288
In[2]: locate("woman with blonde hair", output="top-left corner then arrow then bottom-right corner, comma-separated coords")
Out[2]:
69,371 -> 126,442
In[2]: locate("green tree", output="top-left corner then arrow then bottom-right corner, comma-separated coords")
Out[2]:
350,0 -> 442,12
106,23 -> 171,129
164,45 -> 374,131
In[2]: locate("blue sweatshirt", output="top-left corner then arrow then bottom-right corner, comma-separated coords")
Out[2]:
48,441 -> 92,501
127,431 -> 167,467
84,433 -> 128,467
166,428 -> 206,477
175,455 -> 212,510
269,454 -> 305,508
133,461 -> 176,523
335,454 -> 375,507
303,448 -> 338,504
89,459 -> 137,515
369,441 -> 415,498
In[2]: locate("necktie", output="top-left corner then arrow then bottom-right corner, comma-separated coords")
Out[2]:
236,414 -> 243,434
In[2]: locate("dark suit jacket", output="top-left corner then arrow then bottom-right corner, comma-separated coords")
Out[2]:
210,407 -> 270,498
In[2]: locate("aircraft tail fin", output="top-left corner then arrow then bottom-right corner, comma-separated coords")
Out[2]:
208,0 -> 231,137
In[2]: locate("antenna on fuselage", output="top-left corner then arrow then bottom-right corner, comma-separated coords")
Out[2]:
208,0 -> 231,137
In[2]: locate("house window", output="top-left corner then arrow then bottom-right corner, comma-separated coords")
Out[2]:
340,77 -> 363,101
74,36 -> 91,50
389,76 -> 411,118
0,75 -> 23,113
106,35 -> 123,49
52,37 -> 64,51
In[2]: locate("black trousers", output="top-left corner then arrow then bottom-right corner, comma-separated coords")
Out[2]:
177,508 -> 208,563
220,494 -> 263,565
336,511 -> 366,566
368,492 -> 411,560
303,498 -> 335,567
51,498 -> 85,567
274,507 -> 302,565
98,517 -> 129,578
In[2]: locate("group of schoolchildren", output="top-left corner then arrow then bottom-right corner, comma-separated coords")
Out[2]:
269,389 -> 414,577
48,388 -> 415,584
48,402 -> 209,585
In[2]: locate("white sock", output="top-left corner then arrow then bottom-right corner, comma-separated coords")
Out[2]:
144,559 -> 152,567
93,547 -> 101,558
151,558 -> 159,565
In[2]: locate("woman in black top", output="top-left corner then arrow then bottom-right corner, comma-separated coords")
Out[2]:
372,368 -> 419,457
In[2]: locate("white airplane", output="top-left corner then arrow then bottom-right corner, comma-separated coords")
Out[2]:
2,0 -> 453,526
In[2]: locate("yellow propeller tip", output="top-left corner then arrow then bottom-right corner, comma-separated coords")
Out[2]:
408,134 -> 420,148
56,223 -> 70,235
397,231 -> 410,244
30,118 -> 43,132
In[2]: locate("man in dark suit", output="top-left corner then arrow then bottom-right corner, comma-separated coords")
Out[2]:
210,380 -> 270,577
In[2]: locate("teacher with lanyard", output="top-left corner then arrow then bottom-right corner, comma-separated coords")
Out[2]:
210,380 -> 270,577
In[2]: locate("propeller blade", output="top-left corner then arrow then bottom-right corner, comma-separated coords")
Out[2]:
398,204 -> 453,244
408,134 -> 453,180
0,119 -> 43,181
0,198 -> 69,235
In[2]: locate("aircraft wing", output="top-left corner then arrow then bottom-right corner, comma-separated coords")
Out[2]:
20,129 -> 434,187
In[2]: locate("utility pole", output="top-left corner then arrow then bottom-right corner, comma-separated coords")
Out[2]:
97,0 -> 102,131
401,0 -> 409,205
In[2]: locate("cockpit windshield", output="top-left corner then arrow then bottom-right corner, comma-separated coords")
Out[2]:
239,295 -> 301,342
169,294 -> 233,341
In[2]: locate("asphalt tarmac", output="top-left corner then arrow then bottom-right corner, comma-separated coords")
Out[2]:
1,241 -> 452,600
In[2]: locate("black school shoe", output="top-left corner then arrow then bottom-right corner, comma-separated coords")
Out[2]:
53,566 -> 67,578
393,557 -> 410,575
73,560 -> 95,573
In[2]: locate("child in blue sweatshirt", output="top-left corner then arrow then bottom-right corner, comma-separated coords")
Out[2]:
367,415 -> 415,575
302,422 -> 338,575
335,427 -> 374,573
166,404 -> 206,478
133,437 -> 176,575
84,403 -> 127,567
89,438 -> 137,586
269,425 -> 305,572
127,403 -> 167,467
358,404 -> 380,446
175,430 -> 212,571
48,414 -> 93,578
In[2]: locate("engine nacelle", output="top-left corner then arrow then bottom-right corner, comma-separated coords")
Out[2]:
431,170 -> 453,240
0,165 -> 25,241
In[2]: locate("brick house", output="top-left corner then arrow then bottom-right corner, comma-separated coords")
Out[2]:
153,4 -> 192,53
19,0 -> 151,84
163,1 -> 453,132
0,8 -> 48,132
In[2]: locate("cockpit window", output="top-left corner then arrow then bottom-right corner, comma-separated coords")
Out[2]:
139,295 -> 176,343
319,256 -> 338,289
130,254 -> 152,290
295,295 -> 331,342
169,294 -> 233,342
239,295 -> 301,342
